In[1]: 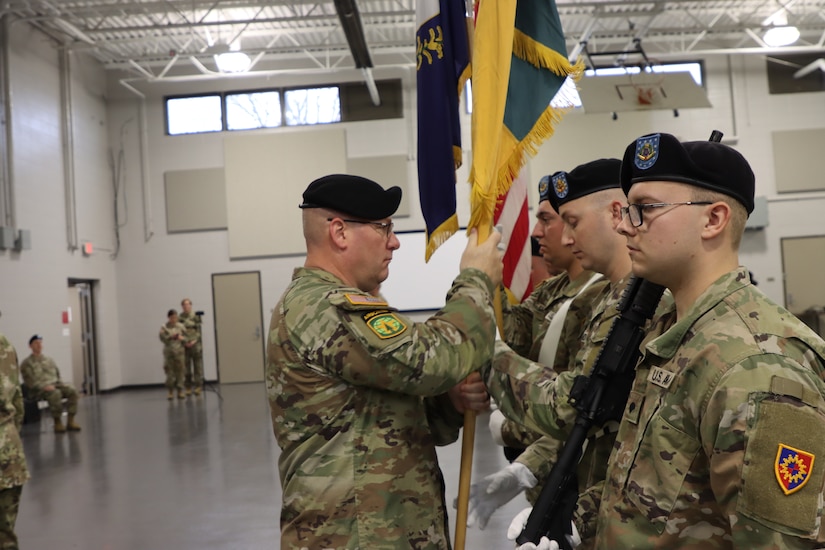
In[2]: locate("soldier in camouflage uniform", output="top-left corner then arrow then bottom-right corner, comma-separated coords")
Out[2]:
472,160 -> 672,543
20,334 -> 81,433
0,333 -> 29,550
516,133 -> 825,549
179,298 -> 203,396
266,174 -> 503,549
470,170 -> 610,529
159,309 -> 186,400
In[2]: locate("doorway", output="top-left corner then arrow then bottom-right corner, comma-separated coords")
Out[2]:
211,271 -> 265,383
67,279 -> 99,395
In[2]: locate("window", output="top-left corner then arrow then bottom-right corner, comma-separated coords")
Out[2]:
166,95 -> 223,135
284,87 -> 341,126
226,91 -> 282,130
164,79 -> 401,135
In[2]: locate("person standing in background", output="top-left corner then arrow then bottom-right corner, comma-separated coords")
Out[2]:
179,299 -> 203,397
0,332 -> 29,549
159,309 -> 186,400
20,335 -> 81,433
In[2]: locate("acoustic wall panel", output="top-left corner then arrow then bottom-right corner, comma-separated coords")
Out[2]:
164,168 -> 227,232
346,155 -> 411,218
224,129 -> 347,259
773,128 -> 825,193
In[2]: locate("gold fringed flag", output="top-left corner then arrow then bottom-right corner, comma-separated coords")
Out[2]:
468,0 -> 582,233
416,0 -> 471,261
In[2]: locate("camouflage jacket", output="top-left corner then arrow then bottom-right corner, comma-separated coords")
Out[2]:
502,270 -> 607,365
266,266 -> 496,549
178,311 -> 202,348
594,268 -> 825,548
487,275 -> 673,544
0,333 -> 29,489
499,270 -> 607,503
159,322 -> 186,356
20,353 -> 61,390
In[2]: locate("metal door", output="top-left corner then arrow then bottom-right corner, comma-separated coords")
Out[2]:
211,271 -> 265,383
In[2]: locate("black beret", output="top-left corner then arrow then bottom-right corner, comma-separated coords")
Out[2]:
546,158 -> 622,213
620,133 -> 755,214
299,174 -> 402,220
29,334 -> 42,345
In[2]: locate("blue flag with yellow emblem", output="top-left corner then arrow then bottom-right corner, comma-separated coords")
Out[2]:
416,0 -> 470,261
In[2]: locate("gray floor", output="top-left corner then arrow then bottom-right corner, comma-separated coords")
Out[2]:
17,383 -> 528,549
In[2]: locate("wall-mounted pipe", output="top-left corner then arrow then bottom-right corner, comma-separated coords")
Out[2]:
59,47 -> 79,251
0,15 -> 15,229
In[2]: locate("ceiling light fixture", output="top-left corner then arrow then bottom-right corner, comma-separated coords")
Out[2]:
209,42 -> 251,73
763,11 -> 800,47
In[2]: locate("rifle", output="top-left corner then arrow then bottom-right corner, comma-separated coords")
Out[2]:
516,130 -> 723,547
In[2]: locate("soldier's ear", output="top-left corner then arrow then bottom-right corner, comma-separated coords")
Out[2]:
327,217 -> 349,250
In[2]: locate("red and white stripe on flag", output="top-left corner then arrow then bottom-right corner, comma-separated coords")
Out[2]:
494,167 -> 532,303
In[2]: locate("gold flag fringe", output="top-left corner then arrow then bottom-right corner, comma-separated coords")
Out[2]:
425,213 -> 460,262
468,27 -> 585,232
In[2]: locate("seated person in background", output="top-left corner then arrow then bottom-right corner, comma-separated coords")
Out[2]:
20,334 -> 81,433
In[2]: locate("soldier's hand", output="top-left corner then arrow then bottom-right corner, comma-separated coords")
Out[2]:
447,372 -> 490,414
460,228 -> 504,288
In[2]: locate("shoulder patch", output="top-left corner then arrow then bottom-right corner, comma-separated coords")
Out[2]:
362,310 -> 407,339
344,293 -> 388,307
775,443 -> 815,495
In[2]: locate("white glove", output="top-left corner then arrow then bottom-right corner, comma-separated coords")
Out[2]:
488,408 -> 507,446
467,462 -> 537,530
507,506 -> 581,550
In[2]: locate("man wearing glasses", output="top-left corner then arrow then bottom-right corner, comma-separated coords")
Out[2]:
517,133 -> 825,549
589,132 -> 825,548
477,159 -> 672,547
266,173 -> 504,549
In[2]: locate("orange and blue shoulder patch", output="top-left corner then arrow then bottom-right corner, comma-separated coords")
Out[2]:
344,293 -> 388,307
362,310 -> 407,339
775,443 -> 815,495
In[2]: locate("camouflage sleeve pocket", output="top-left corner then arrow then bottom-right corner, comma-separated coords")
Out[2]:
624,414 -> 701,534
739,390 -> 825,538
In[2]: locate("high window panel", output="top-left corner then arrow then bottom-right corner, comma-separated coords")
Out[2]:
226,91 -> 282,130
284,87 -> 341,126
167,95 -> 223,135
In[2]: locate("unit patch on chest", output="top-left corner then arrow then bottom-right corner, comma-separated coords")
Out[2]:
362,310 -> 407,339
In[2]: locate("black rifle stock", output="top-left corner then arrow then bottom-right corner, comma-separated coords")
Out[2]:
516,129 -> 723,547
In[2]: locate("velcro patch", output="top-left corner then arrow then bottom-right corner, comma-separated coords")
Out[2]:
345,293 -> 388,307
775,443 -> 815,495
362,310 -> 407,339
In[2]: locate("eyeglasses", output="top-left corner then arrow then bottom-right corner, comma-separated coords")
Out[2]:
328,218 -> 394,238
620,201 -> 713,228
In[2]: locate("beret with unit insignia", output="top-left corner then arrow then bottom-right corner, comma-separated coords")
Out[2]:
620,132 -> 755,214
546,158 -> 622,213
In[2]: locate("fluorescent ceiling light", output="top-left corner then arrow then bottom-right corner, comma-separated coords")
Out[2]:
208,41 -> 251,73
215,51 -> 251,73
763,10 -> 800,47
764,25 -> 800,47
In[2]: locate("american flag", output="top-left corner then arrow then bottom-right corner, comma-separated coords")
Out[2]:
494,167 -> 533,302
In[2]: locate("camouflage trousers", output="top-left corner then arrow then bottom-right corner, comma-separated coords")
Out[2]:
30,383 -> 79,419
183,346 -> 203,389
0,485 -> 22,550
163,351 -> 185,391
